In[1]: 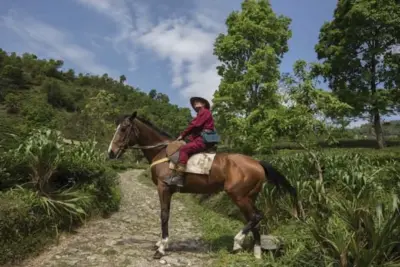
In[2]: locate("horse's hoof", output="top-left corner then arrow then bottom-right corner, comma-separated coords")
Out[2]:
232,242 -> 243,254
254,245 -> 262,259
231,248 -> 243,254
153,250 -> 164,259
153,240 -> 161,250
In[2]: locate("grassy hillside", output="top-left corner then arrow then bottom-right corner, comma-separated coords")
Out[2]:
0,49 -> 191,152
177,148 -> 400,266
0,49 -> 193,265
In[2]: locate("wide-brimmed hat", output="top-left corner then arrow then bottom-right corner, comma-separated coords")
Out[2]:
190,97 -> 210,110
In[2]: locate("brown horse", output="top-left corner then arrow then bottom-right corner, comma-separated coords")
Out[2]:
107,112 -> 302,259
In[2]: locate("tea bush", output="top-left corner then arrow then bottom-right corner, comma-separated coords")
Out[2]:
190,148 -> 400,266
0,129 -> 121,265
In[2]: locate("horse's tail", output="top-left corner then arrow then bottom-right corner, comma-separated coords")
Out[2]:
259,160 -> 303,219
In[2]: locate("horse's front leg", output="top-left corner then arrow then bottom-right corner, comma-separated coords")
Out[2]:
153,184 -> 172,259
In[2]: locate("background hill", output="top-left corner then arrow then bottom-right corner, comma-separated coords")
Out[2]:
0,49 -> 191,152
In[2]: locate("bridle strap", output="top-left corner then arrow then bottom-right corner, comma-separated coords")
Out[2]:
123,121 -> 170,150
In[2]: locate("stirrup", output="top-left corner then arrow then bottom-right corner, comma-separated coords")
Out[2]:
164,174 -> 184,187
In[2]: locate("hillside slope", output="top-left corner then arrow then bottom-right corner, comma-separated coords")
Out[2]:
0,49 -> 191,151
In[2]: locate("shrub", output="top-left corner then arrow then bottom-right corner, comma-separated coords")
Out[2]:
0,129 -> 121,265
191,148 -> 400,266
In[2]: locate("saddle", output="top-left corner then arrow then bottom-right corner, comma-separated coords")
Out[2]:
166,141 -> 217,175
166,141 -> 217,164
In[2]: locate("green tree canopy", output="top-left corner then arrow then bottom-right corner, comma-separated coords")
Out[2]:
212,0 -> 292,153
315,0 -> 400,148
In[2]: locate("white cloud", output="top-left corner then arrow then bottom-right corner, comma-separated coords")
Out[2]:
138,17 -> 220,99
73,0 -> 224,104
1,10 -> 112,76
2,0 -> 228,104
74,0 -> 153,71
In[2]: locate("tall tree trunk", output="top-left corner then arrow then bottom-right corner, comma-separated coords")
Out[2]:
372,109 -> 385,149
370,51 -> 385,149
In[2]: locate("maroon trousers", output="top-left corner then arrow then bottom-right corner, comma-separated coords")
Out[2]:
178,137 -> 206,165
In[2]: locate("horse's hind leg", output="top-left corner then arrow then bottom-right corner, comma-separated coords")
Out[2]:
250,207 -> 263,259
228,195 -> 263,258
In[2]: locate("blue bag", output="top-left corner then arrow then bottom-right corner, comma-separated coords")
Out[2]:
201,130 -> 221,144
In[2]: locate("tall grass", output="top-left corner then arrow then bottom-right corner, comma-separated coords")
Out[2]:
187,149 -> 400,266
0,128 -> 121,264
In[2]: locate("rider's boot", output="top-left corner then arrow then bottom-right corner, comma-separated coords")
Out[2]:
165,163 -> 186,187
164,163 -> 186,187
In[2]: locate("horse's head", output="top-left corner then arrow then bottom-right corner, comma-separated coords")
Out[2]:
107,111 -> 138,159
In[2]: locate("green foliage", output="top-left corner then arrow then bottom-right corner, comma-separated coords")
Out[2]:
0,129 -> 120,264
0,189 -> 56,264
20,95 -> 57,129
13,129 -> 64,193
279,60 -> 352,149
189,149 -> 400,266
315,0 -> 400,148
42,79 -> 77,111
0,48 -> 191,152
212,0 -> 291,153
4,92 -> 21,114
0,47 -> 190,264
2,0 -> 400,263
351,120 -> 400,139
79,90 -> 120,140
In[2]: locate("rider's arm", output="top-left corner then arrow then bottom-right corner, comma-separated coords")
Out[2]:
180,109 -> 210,138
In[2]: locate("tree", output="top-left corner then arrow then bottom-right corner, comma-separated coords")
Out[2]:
315,0 -> 400,148
212,0 -> 292,152
281,60 -> 352,146
155,92 -> 169,103
81,90 -> 120,139
43,59 -> 64,79
148,89 -> 157,99
1,65 -> 26,89
4,93 -> 21,114
64,69 -> 75,81
42,79 -> 76,111
280,60 -> 352,181
119,75 -> 126,84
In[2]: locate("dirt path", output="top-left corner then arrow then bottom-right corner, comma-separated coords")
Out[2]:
18,169 -> 213,267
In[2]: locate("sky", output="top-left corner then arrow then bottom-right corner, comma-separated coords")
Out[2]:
1,0 -> 395,126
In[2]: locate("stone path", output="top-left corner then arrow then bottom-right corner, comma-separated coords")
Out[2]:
17,170 -> 213,267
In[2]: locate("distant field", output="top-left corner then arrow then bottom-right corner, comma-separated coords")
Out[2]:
272,139 -> 400,150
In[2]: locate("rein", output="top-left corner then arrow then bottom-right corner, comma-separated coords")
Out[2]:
124,121 -> 170,150
129,141 -> 170,150
130,141 -> 171,168
121,120 -> 171,167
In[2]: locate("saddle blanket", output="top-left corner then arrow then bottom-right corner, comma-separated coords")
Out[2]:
169,153 -> 216,175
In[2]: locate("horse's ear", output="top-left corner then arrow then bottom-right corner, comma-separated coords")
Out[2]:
129,111 -> 137,122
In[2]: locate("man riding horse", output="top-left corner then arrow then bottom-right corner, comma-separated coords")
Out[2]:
165,96 -> 218,187
107,96 -> 302,260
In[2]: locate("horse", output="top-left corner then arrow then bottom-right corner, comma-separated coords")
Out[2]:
107,111 -> 303,260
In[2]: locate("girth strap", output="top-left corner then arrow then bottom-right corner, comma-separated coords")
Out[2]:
150,157 -> 169,168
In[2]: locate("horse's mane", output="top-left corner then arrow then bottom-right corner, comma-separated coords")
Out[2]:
116,114 -> 173,138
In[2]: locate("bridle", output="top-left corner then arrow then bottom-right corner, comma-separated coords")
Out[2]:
113,118 -> 173,168
119,119 -> 170,151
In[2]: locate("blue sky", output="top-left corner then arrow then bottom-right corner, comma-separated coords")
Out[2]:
2,0 -> 394,126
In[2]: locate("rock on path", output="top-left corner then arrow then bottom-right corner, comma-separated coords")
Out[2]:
17,169 -> 213,267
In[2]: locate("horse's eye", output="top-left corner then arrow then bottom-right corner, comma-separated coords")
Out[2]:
120,127 -> 126,132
